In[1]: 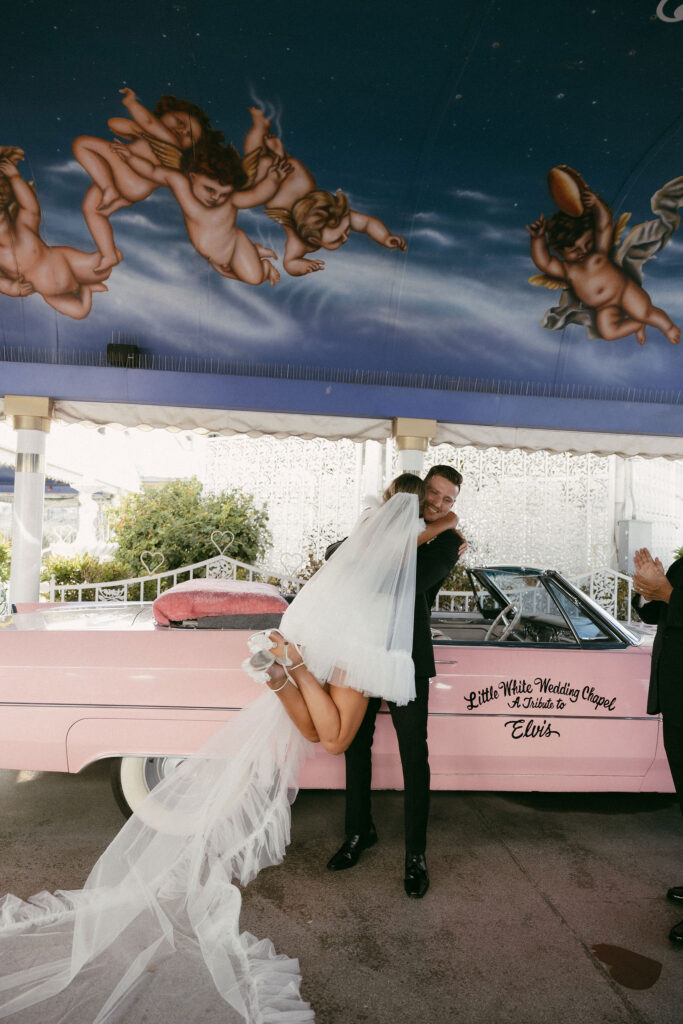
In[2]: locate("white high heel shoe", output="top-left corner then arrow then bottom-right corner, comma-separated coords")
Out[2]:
243,631 -> 305,689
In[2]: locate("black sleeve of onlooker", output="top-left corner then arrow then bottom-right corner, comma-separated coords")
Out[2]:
632,595 -> 665,625
632,557 -> 683,626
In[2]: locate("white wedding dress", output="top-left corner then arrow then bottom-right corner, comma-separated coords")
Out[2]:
0,493 -> 418,1023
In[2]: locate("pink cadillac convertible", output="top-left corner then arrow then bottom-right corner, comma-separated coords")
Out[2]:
0,567 -> 671,817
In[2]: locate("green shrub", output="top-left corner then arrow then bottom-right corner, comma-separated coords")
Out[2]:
0,535 -> 10,583
41,553 -> 128,601
40,479 -> 271,600
108,478 -> 270,578
440,562 -> 471,593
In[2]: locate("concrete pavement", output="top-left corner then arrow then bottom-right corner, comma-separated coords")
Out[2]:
0,765 -> 680,1023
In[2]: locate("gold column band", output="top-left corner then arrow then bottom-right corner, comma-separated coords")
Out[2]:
4,396 -> 53,433
391,417 -> 436,451
11,415 -> 52,432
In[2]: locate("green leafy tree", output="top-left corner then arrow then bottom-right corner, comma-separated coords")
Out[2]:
0,535 -> 10,583
107,478 -> 270,577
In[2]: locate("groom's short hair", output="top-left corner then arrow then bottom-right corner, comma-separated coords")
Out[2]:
425,464 -> 463,489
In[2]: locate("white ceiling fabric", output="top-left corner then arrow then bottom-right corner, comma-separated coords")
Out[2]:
0,398 -> 680,458
48,401 -> 390,442
433,421 -> 683,459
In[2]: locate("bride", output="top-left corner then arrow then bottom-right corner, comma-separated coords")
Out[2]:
246,473 -> 459,753
0,473 -> 459,1023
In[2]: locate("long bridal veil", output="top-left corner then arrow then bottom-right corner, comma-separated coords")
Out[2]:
0,493 -> 418,1023
279,490 -> 418,707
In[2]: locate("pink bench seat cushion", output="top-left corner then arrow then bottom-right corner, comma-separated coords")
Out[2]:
153,579 -> 288,626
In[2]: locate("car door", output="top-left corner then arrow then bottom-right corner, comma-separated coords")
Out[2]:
427,568 -> 657,791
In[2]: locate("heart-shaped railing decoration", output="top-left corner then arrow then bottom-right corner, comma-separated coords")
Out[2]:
279,553 -> 305,578
53,524 -> 76,544
140,550 -> 165,575
211,530 -> 235,556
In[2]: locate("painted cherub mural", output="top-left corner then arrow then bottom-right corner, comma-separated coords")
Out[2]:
242,108 -> 407,275
72,93 -> 405,287
73,89 -> 223,271
0,88 -> 409,320
527,166 -> 682,345
0,148 -> 111,319
110,138 -> 290,285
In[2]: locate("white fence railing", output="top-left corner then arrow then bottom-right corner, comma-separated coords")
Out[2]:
48,552 -> 304,605
47,554 -> 637,624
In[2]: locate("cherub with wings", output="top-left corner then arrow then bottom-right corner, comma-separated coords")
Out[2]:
527,165 -> 681,346
0,147 -> 111,318
73,89 -> 222,271
110,137 -> 291,286
241,108 -> 407,276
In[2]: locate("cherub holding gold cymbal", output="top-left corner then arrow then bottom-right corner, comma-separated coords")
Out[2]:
527,165 -> 681,346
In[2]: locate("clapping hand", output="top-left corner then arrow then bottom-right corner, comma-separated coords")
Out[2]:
633,548 -> 672,603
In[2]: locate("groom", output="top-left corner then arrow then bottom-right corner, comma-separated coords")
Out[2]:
327,464 -> 465,897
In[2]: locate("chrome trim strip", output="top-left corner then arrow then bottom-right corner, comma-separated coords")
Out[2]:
0,701 -> 239,711
2,702 -> 655,723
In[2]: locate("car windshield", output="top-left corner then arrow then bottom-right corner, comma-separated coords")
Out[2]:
473,568 -> 617,644
543,579 -> 611,641
476,569 -> 553,618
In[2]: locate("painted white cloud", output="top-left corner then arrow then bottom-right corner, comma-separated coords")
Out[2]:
662,237 -> 683,255
450,187 -> 502,204
87,231 -> 301,348
42,158 -> 85,177
409,227 -> 458,248
287,244 -> 551,380
104,211 -> 179,235
413,210 -> 442,224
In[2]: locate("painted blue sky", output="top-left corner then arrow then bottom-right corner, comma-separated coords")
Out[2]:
1,0 -> 681,397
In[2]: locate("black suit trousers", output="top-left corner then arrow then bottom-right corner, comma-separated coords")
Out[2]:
343,674 -> 430,854
663,719 -> 683,815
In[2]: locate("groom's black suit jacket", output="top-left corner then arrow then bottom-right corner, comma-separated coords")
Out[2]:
325,526 -> 462,678
412,530 -> 463,679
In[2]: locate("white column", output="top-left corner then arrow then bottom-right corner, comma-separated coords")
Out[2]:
6,396 -> 53,605
75,487 -> 101,551
360,440 -> 384,501
391,417 -> 437,476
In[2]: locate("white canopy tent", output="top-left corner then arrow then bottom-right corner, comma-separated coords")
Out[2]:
1,396 -> 681,460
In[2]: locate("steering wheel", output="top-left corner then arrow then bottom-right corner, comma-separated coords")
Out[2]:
484,602 -> 521,642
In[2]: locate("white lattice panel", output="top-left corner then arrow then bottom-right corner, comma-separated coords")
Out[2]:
204,435 -> 683,577
421,446 -> 612,575
204,435 -> 363,569
632,458 -> 683,566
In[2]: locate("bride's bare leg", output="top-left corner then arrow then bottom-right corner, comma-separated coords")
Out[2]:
266,631 -> 368,754
263,661 -> 321,743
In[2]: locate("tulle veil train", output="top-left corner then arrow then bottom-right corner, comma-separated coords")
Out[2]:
0,493 -> 418,1023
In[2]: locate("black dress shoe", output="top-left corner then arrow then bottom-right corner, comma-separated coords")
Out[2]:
326,825 -> 378,871
667,886 -> 683,904
404,853 -> 429,898
669,919 -> 683,945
